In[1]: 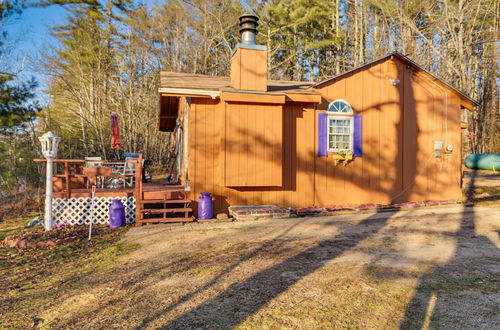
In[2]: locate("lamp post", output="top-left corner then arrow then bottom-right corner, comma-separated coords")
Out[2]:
38,131 -> 61,231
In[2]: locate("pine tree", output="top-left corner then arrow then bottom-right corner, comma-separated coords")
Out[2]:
44,2 -> 124,157
0,2 -> 41,190
0,73 -> 40,132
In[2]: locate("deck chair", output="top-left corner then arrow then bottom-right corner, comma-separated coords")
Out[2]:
85,156 -> 102,167
118,153 -> 140,188
84,156 -> 103,188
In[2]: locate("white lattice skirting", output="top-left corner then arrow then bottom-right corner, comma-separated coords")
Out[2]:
52,197 -> 136,225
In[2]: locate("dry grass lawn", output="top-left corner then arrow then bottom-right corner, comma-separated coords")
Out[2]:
2,204 -> 497,329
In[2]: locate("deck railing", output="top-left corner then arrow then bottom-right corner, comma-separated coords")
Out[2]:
33,154 -> 143,200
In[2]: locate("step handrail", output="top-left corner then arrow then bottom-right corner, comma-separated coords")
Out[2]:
134,153 -> 143,224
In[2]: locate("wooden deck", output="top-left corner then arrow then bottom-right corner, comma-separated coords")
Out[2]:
35,155 -> 195,224
52,181 -> 185,198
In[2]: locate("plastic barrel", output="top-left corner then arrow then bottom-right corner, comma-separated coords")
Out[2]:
465,154 -> 500,171
198,192 -> 213,220
109,199 -> 126,228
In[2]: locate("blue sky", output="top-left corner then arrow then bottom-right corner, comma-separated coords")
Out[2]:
4,1 -> 155,104
5,4 -> 66,51
5,4 -> 69,103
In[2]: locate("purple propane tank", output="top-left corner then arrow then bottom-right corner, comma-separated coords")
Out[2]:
109,199 -> 126,228
198,192 -> 213,220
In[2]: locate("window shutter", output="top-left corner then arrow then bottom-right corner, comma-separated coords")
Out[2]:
353,115 -> 362,157
318,113 -> 328,157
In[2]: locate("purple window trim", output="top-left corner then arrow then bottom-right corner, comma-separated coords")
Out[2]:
353,115 -> 362,157
318,113 -> 328,157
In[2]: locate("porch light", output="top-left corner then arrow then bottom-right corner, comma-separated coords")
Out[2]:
38,131 -> 61,231
39,131 -> 61,158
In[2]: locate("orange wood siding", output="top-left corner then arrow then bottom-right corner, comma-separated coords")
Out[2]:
221,92 -> 285,104
230,48 -> 267,91
188,100 -> 316,214
224,102 -> 282,187
314,57 -> 462,205
187,56 -> 463,214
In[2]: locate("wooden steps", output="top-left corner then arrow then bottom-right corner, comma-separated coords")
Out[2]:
142,208 -> 192,213
135,188 -> 194,226
136,217 -> 195,223
139,199 -> 191,204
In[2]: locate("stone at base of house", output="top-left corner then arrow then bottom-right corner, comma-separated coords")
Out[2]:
228,205 -> 293,221
216,213 -> 229,220
228,200 -> 458,221
296,200 -> 458,216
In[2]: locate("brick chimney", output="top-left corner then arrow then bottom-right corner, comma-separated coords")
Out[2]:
231,14 -> 267,92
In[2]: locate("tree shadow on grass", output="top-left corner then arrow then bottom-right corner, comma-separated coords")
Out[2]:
133,218 -> 304,329
399,169 -> 500,328
136,210 -> 394,329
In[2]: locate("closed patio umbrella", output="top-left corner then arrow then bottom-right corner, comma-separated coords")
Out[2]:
110,112 -> 121,149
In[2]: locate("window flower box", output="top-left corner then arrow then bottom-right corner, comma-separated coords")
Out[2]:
330,153 -> 353,160
330,151 -> 353,165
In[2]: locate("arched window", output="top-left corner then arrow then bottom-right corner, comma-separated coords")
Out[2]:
328,99 -> 353,114
327,99 -> 354,151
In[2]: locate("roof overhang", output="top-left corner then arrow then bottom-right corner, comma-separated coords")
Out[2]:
221,91 -> 286,104
219,91 -> 322,104
285,93 -> 322,103
158,88 -> 220,99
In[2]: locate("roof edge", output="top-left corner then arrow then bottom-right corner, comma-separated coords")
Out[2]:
313,52 -> 479,109
158,88 -> 220,99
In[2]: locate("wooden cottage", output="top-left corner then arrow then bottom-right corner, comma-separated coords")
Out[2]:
158,15 -> 478,216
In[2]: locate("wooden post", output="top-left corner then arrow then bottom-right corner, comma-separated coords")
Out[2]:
64,161 -> 71,199
134,153 -> 143,225
44,158 -> 54,231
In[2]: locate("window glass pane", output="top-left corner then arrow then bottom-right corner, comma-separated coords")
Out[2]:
328,100 -> 353,114
327,114 -> 353,151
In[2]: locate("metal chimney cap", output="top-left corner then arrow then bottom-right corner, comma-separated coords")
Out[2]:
233,14 -> 267,53
238,14 -> 259,35
239,14 -> 259,22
